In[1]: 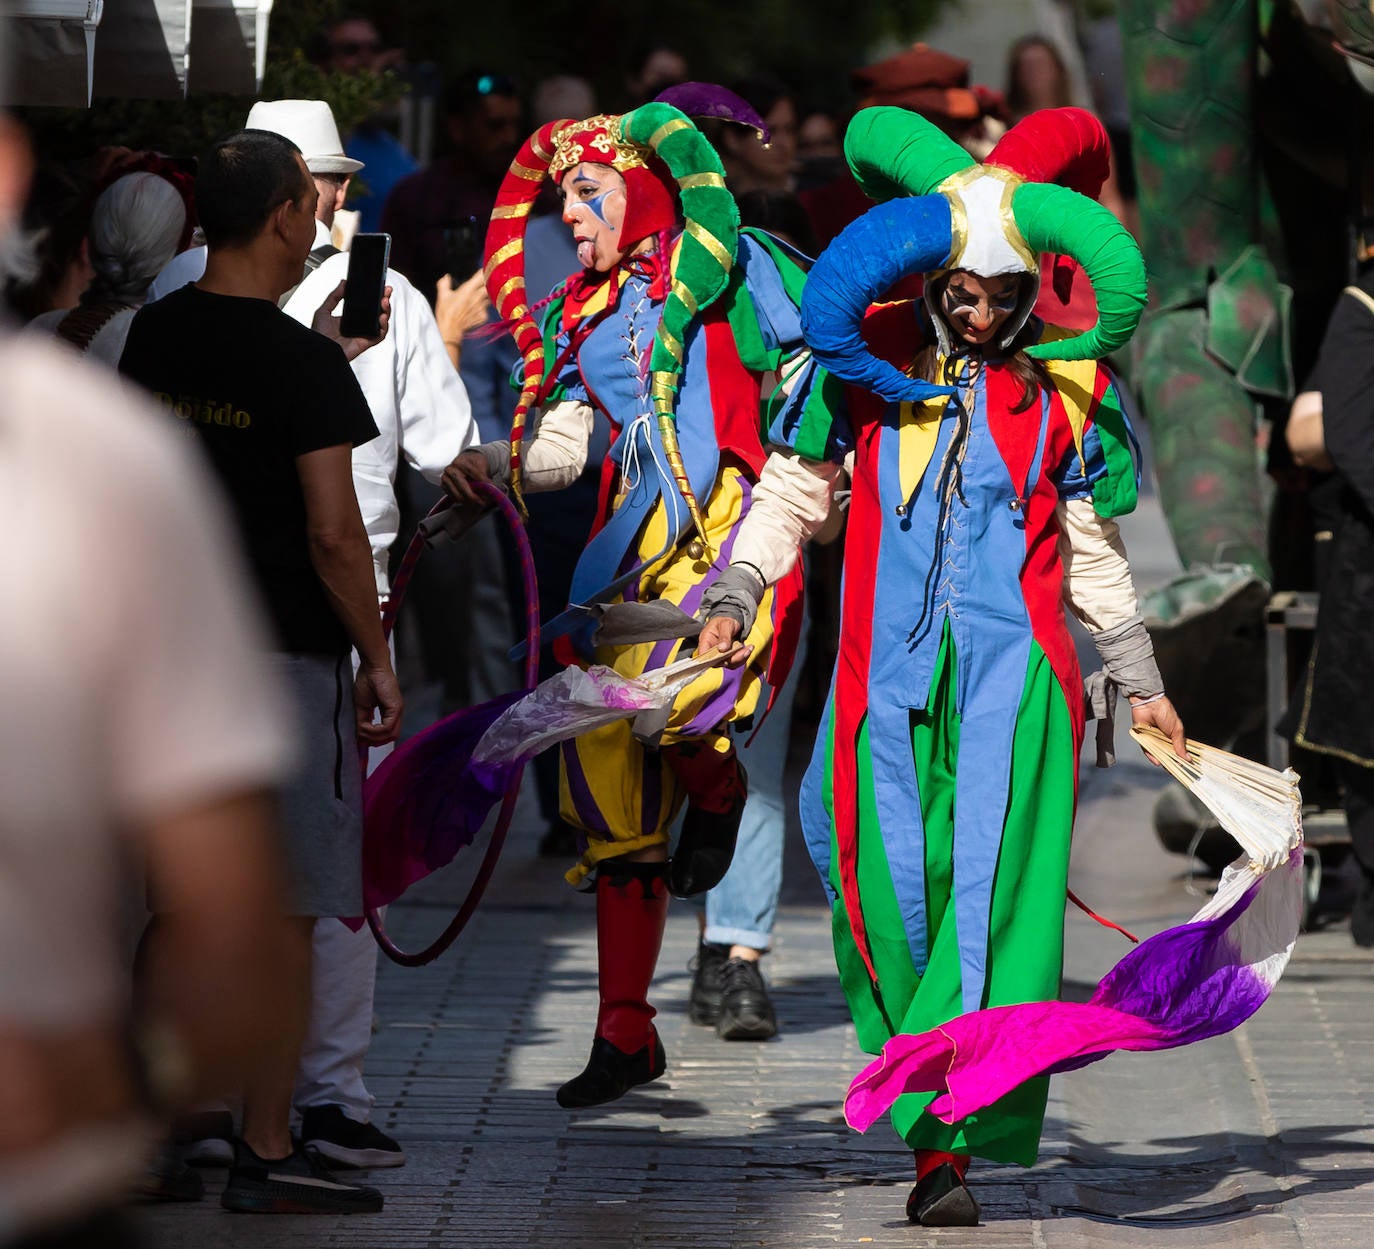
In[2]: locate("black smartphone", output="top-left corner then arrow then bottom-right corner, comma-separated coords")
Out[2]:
444,215 -> 481,284
340,232 -> 391,338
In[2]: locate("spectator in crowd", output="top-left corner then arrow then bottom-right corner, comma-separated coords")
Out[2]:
1081,14 -> 1140,234
120,128 -> 400,1215
1,160 -> 92,320
28,171 -> 185,364
1004,33 -> 1072,120
709,75 -> 799,195
149,96 -> 480,1171
0,106 -> 298,1248
682,181 -> 820,1042
795,107 -> 844,192
381,69 -> 523,299
315,12 -> 417,233
1285,273 -> 1374,948
621,40 -> 689,107
532,74 -> 596,128
384,71 -> 526,738
801,42 -> 1006,251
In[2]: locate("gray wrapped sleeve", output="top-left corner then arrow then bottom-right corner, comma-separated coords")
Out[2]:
1084,613 -> 1165,768
697,563 -> 767,638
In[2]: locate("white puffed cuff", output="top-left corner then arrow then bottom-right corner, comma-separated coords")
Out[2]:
524,400 -> 594,491
479,400 -> 594,494
1056,498 -> 1140,633
730,450 -> 845,585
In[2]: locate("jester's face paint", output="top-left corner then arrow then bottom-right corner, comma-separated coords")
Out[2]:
938,270 -> 1025,347
559,163 -> 631,273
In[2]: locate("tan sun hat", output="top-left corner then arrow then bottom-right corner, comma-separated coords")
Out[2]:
244,99 -> 364,175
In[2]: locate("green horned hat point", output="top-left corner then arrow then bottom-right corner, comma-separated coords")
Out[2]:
839,104 -> 1147,362
618,101 -> 741,554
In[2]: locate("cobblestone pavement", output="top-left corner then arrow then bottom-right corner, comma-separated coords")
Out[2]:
135,759 -> 1374,1249
136,495 -> 1374,1247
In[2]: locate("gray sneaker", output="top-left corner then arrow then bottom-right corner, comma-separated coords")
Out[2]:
220,1139 -> 383,1214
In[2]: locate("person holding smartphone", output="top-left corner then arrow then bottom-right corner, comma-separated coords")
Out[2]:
120,129 -> 399,1215
147,99 -> 481,1173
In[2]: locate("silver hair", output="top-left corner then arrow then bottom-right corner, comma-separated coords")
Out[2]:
86,172 -> 187,303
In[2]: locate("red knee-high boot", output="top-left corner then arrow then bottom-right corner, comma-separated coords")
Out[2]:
556,860 -> 670,1109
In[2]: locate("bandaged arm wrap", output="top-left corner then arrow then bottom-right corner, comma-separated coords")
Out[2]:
476,400 -> 594,492
697,450 -> 843,636
1059,498 -> 1166,767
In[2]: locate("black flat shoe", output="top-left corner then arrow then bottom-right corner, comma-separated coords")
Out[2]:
556,1030 -> 666,1108
669,765 -> 748,898
906,1162 -> 980,1227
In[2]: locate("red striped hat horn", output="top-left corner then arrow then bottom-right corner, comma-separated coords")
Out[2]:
483,119 -> 575,515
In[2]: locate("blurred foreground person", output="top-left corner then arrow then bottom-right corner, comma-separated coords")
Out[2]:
0,114 -> 297,1247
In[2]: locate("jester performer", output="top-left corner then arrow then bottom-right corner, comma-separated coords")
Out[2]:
443,97 -> 842,1109
692,107 -> 1188,1225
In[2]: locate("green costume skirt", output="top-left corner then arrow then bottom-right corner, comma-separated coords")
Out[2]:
827,627 -> 1077,1165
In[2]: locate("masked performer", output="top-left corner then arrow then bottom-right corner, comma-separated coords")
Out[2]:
693,107 -> 1187,1225
445,100 -> 842,1109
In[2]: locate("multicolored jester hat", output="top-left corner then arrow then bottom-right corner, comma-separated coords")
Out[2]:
482,98 -> 746,554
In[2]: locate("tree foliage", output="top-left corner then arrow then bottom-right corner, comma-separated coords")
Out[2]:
17,0 -> 955,160
18,0 -> 402,161
317,0 -> 953,113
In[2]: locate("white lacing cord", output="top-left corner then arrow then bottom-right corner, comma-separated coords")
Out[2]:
618,409 -> 684,536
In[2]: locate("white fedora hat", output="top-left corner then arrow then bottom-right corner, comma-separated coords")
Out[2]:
244,99 -> 364,175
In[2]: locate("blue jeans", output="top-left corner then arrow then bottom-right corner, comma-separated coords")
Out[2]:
684,604 -> 809,950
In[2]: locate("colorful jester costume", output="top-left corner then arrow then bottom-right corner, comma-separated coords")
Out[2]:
478,99 -> 839,1107
703,106 -> 1161,1202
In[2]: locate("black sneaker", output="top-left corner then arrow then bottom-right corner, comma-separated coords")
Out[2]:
220,1138 -> 384,1214
687,940 -> 730,1025
300,1104 -> 406,1169
716,956 -> 778,1041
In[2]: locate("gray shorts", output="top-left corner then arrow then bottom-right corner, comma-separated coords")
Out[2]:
272,652 -> 363,918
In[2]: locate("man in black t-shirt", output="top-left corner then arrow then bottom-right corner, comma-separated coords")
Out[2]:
120,129 -> 398,1215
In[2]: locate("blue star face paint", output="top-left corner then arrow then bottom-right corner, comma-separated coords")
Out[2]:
560,163 -> 630,272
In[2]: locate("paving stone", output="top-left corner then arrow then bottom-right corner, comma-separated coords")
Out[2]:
133,494 -> 1374,1246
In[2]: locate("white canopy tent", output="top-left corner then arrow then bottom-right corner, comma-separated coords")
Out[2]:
3,0 -> 273,107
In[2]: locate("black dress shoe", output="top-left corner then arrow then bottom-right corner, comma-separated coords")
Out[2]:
556,1029 -> 666,1108
906,1163 -> 979,1226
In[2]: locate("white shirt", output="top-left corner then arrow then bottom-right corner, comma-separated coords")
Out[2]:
28,305 -> 140,367
149,222 -> 478,591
